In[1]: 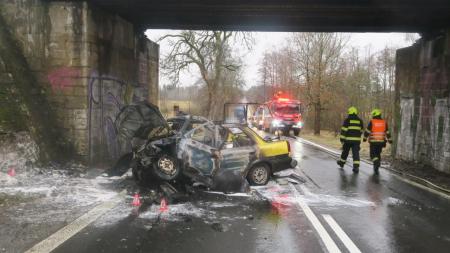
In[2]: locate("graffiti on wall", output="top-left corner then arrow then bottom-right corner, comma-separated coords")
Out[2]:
47,67 -> 81,92
88,71 -> 148,165
396,37 -> 450,173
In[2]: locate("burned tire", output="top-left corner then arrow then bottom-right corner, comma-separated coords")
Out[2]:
152,154 -> 180,181
293,128 -> 301,136
247,164 -> 270,186
282,128 -> 290,136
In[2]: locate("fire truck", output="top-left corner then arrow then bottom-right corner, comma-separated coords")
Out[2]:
251,93 -> 304,136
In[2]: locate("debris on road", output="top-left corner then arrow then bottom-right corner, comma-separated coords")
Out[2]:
7,167 -> 15,177
159,198 -> 168,212
132,194 -> 141,207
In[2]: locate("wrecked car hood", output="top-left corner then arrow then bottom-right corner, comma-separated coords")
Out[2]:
115,102 -> 171,140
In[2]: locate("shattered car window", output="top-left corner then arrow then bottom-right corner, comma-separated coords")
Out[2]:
227,127 -> 254,147
167,119 -> 184,132
191,126 -> 215,147
186,120 -> 207,132
224,104 -> 247,124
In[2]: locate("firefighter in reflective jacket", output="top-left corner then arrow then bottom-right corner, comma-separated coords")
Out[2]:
337,106 -> 364,173
363,109 -> 392,175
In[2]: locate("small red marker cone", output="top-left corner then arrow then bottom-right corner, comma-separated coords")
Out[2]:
7,167 -> 16,177
159,198 -> 168,212
132,194 -> 141,206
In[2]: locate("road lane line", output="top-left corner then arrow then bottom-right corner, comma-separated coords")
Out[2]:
25,189 -> 127,253
322,215 -> 362,253
289,184 -> 342,253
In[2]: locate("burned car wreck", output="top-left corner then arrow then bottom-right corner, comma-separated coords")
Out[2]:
114,102 -> 297,192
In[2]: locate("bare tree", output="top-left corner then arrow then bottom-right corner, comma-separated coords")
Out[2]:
258,48 -> 300,100
160,31 -> 253,119
291,33 -> 348,135
373,47 -> 396,122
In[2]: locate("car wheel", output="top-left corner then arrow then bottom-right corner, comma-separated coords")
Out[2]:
247,164 -> 270,186
152,154 -> 180,181
293,129 -> 300,136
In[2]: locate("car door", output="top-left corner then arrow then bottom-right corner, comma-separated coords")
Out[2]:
183,124 -> 217,176
219,145 -> 256,173
212,127 -> 257,191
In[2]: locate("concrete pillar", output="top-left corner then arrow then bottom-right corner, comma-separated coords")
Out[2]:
395,30 -> 450,173
0,0 -> 159,165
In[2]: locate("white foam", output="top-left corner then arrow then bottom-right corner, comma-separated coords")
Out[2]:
139,202 -> 215,222
254,184 -> 375,208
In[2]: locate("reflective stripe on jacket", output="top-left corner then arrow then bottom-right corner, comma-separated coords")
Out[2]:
369,119 -> 386,142
340,115 -> 364,143
364,117 -> 392,143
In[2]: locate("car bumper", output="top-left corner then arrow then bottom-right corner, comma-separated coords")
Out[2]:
269,155 -> 298,173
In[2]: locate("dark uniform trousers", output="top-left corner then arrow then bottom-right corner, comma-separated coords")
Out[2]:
340,142 -> 360,167
370,143 -> 384,168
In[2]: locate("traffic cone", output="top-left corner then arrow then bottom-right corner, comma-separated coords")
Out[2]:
159,197 -> 168,212
132,193 -> 141,206
7,167 -> 16,177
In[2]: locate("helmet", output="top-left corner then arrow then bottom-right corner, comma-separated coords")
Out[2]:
371,109 -> 382,117
347,106 -> 358,115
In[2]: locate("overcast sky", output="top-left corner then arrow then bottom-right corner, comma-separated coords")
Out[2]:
145,30 -> 417,88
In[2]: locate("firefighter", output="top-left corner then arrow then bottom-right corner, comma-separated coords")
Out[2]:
337,106 -> 364,173
363,109 -> 392,175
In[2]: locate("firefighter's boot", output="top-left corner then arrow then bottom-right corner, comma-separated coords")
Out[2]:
373,160 -> 380,175
337,160 -> 345,168
374,165 -> 379,175
352,166 -> 359,174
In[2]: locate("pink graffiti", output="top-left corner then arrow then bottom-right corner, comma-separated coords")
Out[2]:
48,67 -> 81,91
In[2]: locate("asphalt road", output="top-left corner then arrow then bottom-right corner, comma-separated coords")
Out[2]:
19,137 -> 450,253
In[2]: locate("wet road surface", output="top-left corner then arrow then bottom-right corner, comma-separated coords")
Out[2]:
6,137 -> 450,253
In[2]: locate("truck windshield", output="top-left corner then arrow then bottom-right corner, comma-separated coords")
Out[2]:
274,103 -> 300,114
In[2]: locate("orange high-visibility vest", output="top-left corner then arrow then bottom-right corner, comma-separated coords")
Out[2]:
370,119 -> 386,142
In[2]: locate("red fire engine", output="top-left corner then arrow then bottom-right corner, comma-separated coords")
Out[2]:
251,93 -> 304,136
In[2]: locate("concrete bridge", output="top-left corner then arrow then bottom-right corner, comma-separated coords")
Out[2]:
0,0 -> 449,173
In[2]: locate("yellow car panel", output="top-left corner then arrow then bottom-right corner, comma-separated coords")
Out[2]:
242,127 -> 290,158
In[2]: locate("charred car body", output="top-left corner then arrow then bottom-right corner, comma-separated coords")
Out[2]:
115,102 -> 297,192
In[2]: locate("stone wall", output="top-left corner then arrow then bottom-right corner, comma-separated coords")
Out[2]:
0,0 -> 159,165
394,31 -> 450,173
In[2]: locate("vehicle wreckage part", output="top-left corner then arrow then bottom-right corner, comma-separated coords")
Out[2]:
247,163 -> 270,186
153,154 -> 180,181
132,163 -> 150,185
212,169 -> 250,193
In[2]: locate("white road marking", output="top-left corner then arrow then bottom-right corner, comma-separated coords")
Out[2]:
25,189 -> 127,253
289,184 -> 342,253
323,214 -> 362,253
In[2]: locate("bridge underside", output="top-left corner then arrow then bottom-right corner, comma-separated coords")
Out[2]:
65,0 -> 450,32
